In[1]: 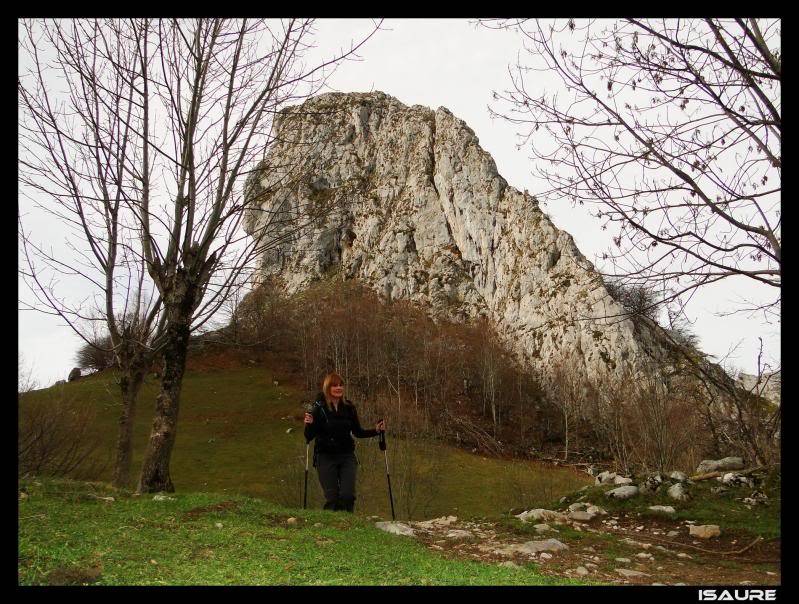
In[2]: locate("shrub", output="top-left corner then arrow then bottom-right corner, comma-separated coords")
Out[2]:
75,335 -> 116,373
18,389 -> 108,479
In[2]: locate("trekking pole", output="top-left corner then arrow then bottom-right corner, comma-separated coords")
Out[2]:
303,438 -> 310,509
378,425 -> 396,521
302,403 -> 314,510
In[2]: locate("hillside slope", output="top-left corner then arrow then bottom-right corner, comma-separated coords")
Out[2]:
20,358 -> 589,519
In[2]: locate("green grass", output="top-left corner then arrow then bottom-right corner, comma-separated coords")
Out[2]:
18,478 -> 584,586
20,367 -> 589,519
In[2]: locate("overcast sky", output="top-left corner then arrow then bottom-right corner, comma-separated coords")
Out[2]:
18,18 -> 780,387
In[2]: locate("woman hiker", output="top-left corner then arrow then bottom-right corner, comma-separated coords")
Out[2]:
304,372 -> 385,512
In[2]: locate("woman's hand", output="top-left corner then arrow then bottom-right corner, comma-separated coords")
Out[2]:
375,419 -> 385,432
304,412 -> 313,425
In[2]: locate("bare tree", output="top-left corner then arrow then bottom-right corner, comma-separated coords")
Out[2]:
549,355 -> 589,461
19,19 -> 169,488
484,18 -> 780,324
19,18 -> 383,493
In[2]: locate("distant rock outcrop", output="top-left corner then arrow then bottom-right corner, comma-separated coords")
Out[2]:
243,92 -> 679,383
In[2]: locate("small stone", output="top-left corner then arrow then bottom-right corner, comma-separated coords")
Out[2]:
613,476 -> 634,485
616,568 -> 650,578
576,566 -> 589,576
689,524 -> 720,539
568,510 -> 596,522
286,517 -> 297,525
669,471 -> 688,481
375,521 -> 416,537
533,523 -> 556,533
152,494 -> 175,501
667,483 -> 689,501
215,522 -> 223,528
615,557 -> 631,563
648,505 -> 676,514
568,502 -> 589,512
677,552 -> 693,559
539,552 -> 552,560
150,559 -> 158,565
605,485 -> 639,500
313,523 -> 322,528
445,529 -> 473,539
636,552 -> 653,559
500,561 -> 520,569
667,530 -> 680,537
19,492 -> 28,500
286,428 -> 293,434
515,509 -> 567,524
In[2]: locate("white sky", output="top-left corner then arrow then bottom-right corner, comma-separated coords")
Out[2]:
18,18 -> 780,387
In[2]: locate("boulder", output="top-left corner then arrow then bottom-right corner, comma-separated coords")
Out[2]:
742,490 -> 769,505
586,505 -> 607,516
605,485 -> 639,500
689,524 -> 721,539
596,471 -> 617,485
667,482 -> 689,501
375,521 -> 416,537
696,457 -> 744,474
721,472 -> 752,487
640,474 -> 663,494
68,367 -> 81,382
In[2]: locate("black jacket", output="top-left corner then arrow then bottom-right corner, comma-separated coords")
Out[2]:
304,393 -> 378,455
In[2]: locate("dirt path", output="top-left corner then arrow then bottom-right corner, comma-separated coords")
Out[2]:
397,512 -> 780,585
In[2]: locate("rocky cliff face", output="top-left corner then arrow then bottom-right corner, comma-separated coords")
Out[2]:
244,91 -> 668,383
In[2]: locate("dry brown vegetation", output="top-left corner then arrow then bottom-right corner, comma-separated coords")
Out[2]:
204,277 -> 780,475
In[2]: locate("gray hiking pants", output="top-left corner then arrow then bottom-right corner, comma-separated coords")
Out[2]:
316,452 -> 357,512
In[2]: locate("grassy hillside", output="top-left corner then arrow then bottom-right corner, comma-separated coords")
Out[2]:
18,478 -> 581,586
19,363 -> 590,519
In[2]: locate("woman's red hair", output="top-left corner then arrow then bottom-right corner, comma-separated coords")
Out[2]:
322,372 -> 347,403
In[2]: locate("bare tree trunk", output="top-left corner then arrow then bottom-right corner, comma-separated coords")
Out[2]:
137,317 -> 191,493
112,369 -> 145,488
